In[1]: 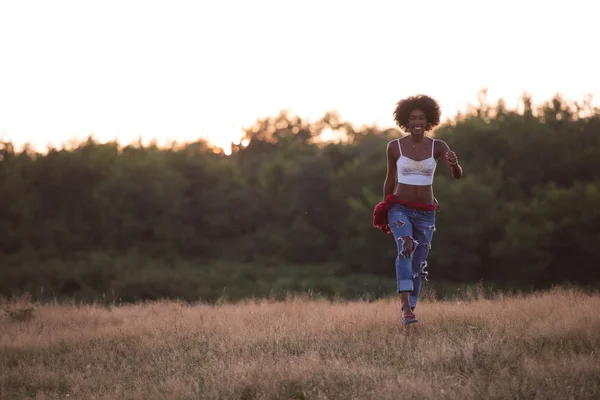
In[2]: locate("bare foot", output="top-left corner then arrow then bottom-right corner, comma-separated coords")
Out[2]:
399,292 -> 414,317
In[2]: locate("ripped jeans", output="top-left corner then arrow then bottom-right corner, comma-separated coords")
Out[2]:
387,204 -> 436,310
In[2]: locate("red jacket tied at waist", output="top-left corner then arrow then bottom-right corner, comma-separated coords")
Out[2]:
373,195 -> 437,234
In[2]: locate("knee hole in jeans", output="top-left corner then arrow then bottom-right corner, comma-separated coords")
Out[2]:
399,236 -> 419,258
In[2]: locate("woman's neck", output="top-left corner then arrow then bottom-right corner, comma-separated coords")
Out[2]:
409,133 -> 426,143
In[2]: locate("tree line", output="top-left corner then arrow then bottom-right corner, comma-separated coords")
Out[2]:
1,91 -> 599,302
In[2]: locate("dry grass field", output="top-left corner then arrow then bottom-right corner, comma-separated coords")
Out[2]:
1,287 -> 599,399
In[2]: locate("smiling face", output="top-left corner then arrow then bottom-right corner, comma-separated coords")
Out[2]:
408,109 -> 428,135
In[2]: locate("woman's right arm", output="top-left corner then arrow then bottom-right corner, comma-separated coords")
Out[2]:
383,141 -> 397,199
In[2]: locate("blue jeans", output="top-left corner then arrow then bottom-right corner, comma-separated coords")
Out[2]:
387,204 -> 436,310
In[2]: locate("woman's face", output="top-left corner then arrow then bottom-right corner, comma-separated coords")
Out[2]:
408,109 -> 427,134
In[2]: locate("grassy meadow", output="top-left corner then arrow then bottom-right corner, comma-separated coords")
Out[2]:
1,287 -> 599,400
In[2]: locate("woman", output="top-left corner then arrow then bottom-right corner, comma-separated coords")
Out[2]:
373,94 -> 462,325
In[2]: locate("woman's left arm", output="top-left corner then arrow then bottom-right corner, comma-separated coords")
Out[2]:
436,140 -> 462,179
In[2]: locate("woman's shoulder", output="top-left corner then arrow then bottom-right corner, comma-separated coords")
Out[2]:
387,137 -> 401,147
386,138 -> 401,158
389,135 -> 409,146
433,138 -> 450,158
433,138 -> 449,149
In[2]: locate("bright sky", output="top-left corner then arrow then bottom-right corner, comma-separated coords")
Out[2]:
1,0 -> 599,154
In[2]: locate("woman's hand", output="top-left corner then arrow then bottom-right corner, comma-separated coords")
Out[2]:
443,149 -> 462,179
445,150 -> 458,165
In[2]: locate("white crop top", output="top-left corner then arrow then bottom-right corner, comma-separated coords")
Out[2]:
396,138 -> 437,186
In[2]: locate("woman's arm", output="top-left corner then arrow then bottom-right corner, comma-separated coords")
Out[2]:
383,141 -> 398,198
437,140 -> 462,179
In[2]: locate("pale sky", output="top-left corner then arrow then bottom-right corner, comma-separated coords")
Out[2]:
1,0 -> 599,154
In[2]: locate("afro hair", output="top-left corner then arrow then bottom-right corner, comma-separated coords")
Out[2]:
393,94 -> 441,132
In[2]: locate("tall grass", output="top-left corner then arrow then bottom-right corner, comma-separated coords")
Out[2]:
1,287 -> 599,399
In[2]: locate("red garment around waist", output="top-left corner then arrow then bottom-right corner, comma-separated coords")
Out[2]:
372,195 -> 437,234
393,198 -> 437,211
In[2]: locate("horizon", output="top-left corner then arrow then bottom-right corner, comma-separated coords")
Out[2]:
1,0 -> 599,155
1,89 -> 595,156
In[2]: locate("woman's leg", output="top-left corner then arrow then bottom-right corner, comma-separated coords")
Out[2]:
409,211 -> 436,310
388,206 -> 417,317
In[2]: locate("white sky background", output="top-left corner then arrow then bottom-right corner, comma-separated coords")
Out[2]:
1,0 -> 599,153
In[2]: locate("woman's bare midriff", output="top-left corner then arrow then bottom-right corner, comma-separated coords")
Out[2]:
393,183 -> 435,204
